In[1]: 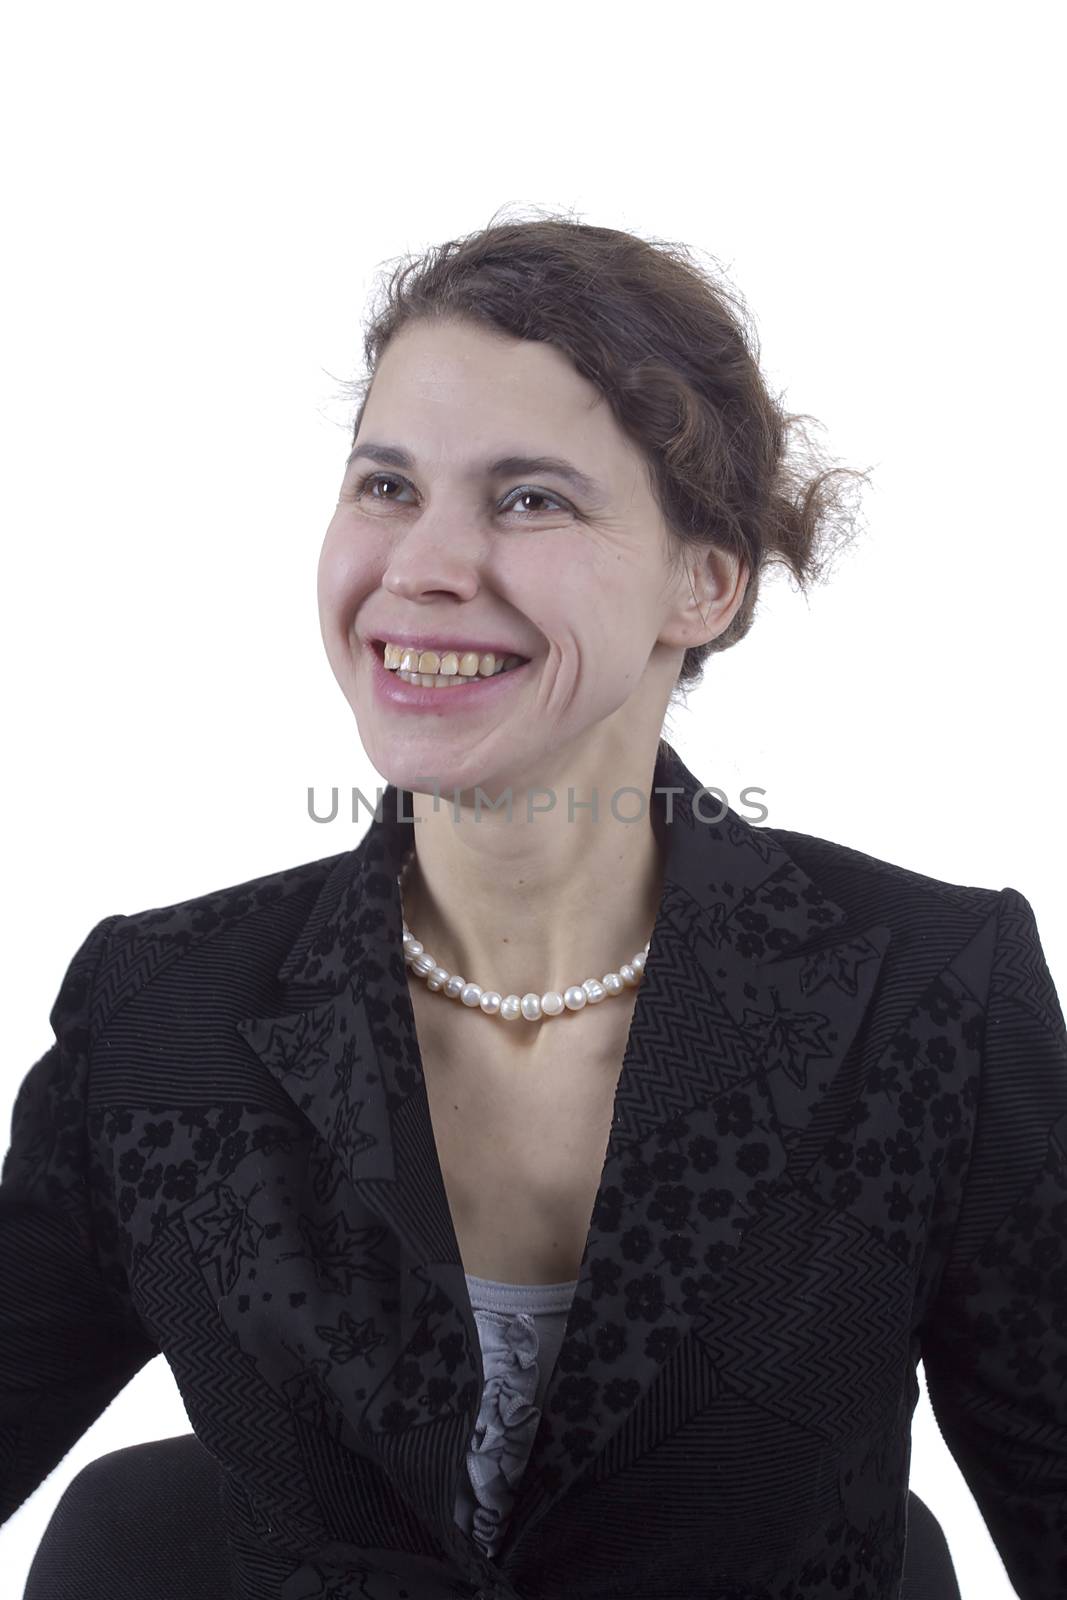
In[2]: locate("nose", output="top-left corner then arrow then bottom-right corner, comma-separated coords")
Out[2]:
381,518 -> 482,604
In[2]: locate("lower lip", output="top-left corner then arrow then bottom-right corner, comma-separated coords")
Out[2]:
364,642 -> 531,712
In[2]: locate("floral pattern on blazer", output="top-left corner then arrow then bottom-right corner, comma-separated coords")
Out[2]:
2,741 -> 1066,1599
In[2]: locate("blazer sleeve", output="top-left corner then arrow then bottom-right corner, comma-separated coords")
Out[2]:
0,914 -> 159,1525
921,886 -> 1067,1600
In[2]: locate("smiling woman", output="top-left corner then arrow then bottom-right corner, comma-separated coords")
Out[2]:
3,207 -> 1065,1600
316,268 -> 863,815
328,213 -> 867,692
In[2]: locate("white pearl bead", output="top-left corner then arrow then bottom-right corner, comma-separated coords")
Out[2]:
602,972 -> 623,995
520,992 -> 542,1021
427,967 -> 448,991
583,978 -> 607,1004
563,986 -> 587,1011
619,963 -> 638,987
500,994 -> 522,1021
460,982 -> 483,1007
479,990 -> 502,1014
412,952 -> 436,977
631,951 -> 646,975
541,991 -> 564,1016
444,975 -> 465,999
404,936 -> 424,959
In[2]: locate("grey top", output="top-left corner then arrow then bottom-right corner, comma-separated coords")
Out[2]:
454,1271 -> 579,1559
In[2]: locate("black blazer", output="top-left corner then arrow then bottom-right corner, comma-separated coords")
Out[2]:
2,742 -> 1065,1600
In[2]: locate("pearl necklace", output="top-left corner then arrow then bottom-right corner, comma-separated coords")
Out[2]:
397,860 -> 650,1023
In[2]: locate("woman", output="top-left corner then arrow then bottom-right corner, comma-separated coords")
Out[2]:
2,214 -> 1065,1600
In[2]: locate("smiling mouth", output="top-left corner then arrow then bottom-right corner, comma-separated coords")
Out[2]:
373,639 -> 529,688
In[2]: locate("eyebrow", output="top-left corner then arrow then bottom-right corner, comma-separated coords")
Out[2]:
344,442 -> 608,504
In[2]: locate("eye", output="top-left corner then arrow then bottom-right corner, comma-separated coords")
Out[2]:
349,471 -> 570,518
501,486 -> 569,516
351,471 -> 411,503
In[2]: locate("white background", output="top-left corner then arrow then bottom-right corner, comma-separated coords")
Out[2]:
1,4 -> 1063,1596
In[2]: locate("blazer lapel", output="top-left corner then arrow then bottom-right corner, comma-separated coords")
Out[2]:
233,743 -> 892,1568
233,790 -> 483,1542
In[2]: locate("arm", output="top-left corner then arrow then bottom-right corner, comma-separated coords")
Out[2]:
922,887 -> 1067,1600
0,915 -> 159,1525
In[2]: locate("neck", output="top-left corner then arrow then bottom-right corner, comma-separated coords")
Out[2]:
396,743 -> 667,1007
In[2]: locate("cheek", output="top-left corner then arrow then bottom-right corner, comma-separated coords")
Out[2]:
315,539 -> 343,627
316,517 -> 377,631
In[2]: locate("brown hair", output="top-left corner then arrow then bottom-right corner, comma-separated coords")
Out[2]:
345,204 -> 870,703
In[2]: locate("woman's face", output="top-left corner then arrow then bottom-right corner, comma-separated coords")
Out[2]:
318,316 -> 743,796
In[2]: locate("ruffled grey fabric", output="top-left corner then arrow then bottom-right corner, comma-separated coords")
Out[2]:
465,1309 -> 542,1554
456,1274 -> 578,1559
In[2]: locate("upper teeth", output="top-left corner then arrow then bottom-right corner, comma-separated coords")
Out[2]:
382,643 -> 524,680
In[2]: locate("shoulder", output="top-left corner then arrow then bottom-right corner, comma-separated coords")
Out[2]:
114,848 -> 349,940
763,820 -> 1004,919
89,847 -> 353,1027
758,822 -> 1012,983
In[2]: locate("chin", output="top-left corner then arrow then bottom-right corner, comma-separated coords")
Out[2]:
368,732 -> 531,807
361,728 -> 476,792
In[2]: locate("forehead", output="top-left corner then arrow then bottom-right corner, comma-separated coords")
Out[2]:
362,318 -> 645,493
368,319 -> 599,429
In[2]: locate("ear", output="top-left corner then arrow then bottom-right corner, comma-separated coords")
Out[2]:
659,542 -> 750,651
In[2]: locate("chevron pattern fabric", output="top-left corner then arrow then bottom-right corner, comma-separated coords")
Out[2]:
2,741 -> 1065,1599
